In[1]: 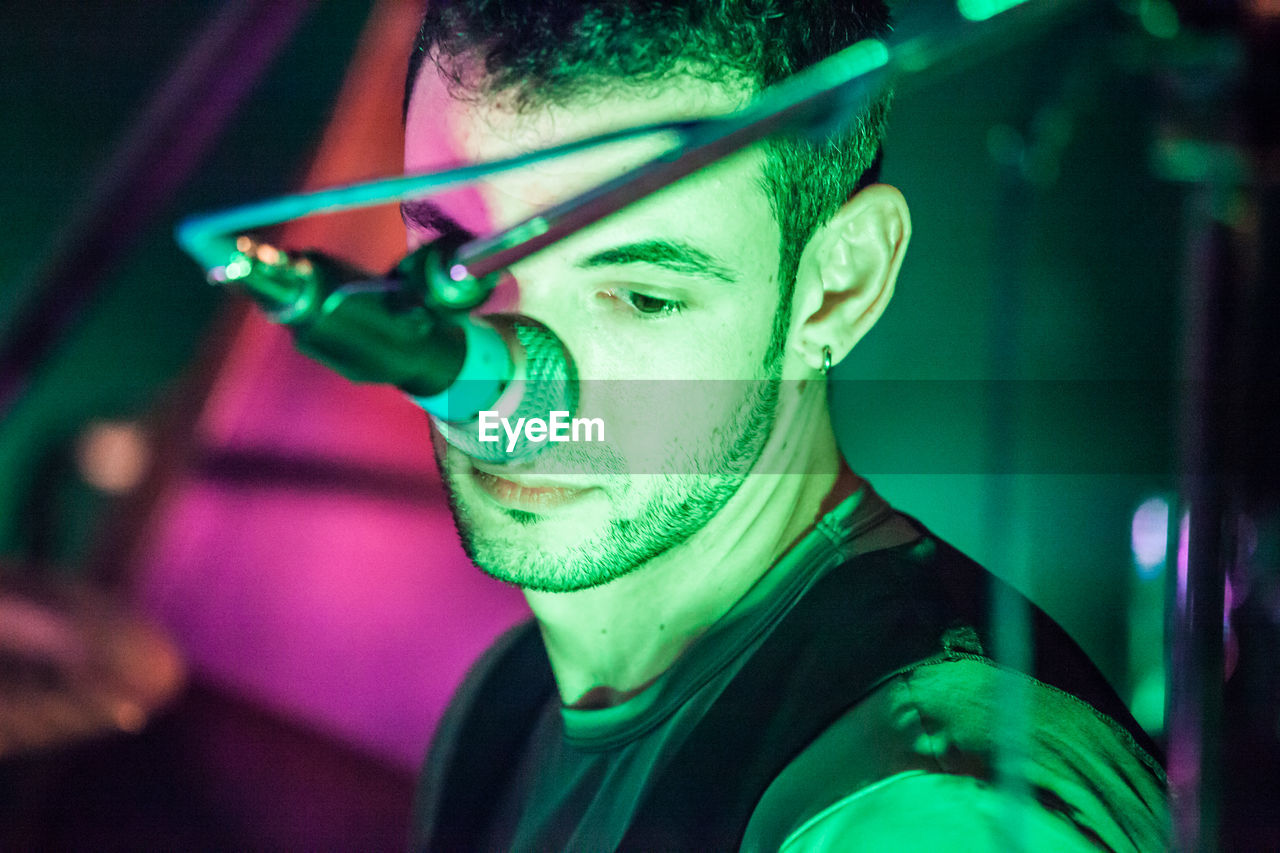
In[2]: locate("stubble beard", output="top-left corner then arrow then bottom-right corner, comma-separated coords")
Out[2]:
437,373 -> 783,593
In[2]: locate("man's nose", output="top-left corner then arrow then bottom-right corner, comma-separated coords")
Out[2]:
480,253 -> 571,321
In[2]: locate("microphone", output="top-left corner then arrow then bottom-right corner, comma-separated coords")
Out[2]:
214,236 -> 577,463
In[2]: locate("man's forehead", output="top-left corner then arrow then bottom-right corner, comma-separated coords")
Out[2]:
405,60 -> 751,162
404,65 -> 764,233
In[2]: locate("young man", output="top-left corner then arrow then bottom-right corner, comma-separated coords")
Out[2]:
402,1 -> 1168,849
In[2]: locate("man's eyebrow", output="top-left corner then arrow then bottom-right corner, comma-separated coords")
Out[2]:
400,204 -> 737,284
575,240 -> 738,284
400,199 -> 475,241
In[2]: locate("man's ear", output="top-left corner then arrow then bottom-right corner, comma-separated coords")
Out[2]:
789,184 -> 910,373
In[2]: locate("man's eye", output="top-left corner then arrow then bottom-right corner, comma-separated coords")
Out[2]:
609,288 -> 686,318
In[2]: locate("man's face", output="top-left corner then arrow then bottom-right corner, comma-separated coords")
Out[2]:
405,68 -> 792,593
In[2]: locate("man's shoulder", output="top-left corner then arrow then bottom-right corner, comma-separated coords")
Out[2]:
410,618 -> 551,851
742,657 -> 1169,852
414,525 -> 1170,851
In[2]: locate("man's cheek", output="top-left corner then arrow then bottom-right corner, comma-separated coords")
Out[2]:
597,382 -> 749,474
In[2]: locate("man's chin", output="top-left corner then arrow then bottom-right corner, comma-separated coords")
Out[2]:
455,519 -> 633,593
440,462 -> 622,591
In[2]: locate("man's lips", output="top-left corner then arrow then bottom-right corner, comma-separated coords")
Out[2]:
469,464 -> 596,511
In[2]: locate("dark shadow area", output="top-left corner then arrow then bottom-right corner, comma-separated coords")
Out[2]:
0,679 -> 416,851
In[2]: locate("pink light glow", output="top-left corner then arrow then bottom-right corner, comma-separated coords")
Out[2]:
1130,496 -> 1170,578
137,458 -> 528,769
1176,509 -> 1190,609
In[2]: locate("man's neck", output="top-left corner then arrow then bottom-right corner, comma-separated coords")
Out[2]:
524,400 -> 860,708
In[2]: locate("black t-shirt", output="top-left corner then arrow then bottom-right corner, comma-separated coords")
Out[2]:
413,486 -> 1168,851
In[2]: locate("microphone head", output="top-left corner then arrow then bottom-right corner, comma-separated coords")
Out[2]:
432,315 -> 578,464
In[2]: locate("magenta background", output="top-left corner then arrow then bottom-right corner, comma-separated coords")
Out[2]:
134,314 -> 529,771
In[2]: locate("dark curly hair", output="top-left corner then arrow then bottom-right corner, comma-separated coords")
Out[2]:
404,1 -> 892,367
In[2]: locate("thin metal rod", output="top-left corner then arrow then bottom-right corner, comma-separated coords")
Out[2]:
174,119 -> 699,272
175,35 -> 893,274
176,0 -> 1087,281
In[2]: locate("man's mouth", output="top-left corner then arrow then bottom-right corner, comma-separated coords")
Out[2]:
469,463 -> 597,512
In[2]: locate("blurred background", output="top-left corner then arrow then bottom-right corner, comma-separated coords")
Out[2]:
0,0 -> 1275,848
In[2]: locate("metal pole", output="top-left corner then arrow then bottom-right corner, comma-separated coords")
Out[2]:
1169,199 -> 1234,851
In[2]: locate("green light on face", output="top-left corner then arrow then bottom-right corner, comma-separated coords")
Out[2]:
957,0 -> 1029,22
